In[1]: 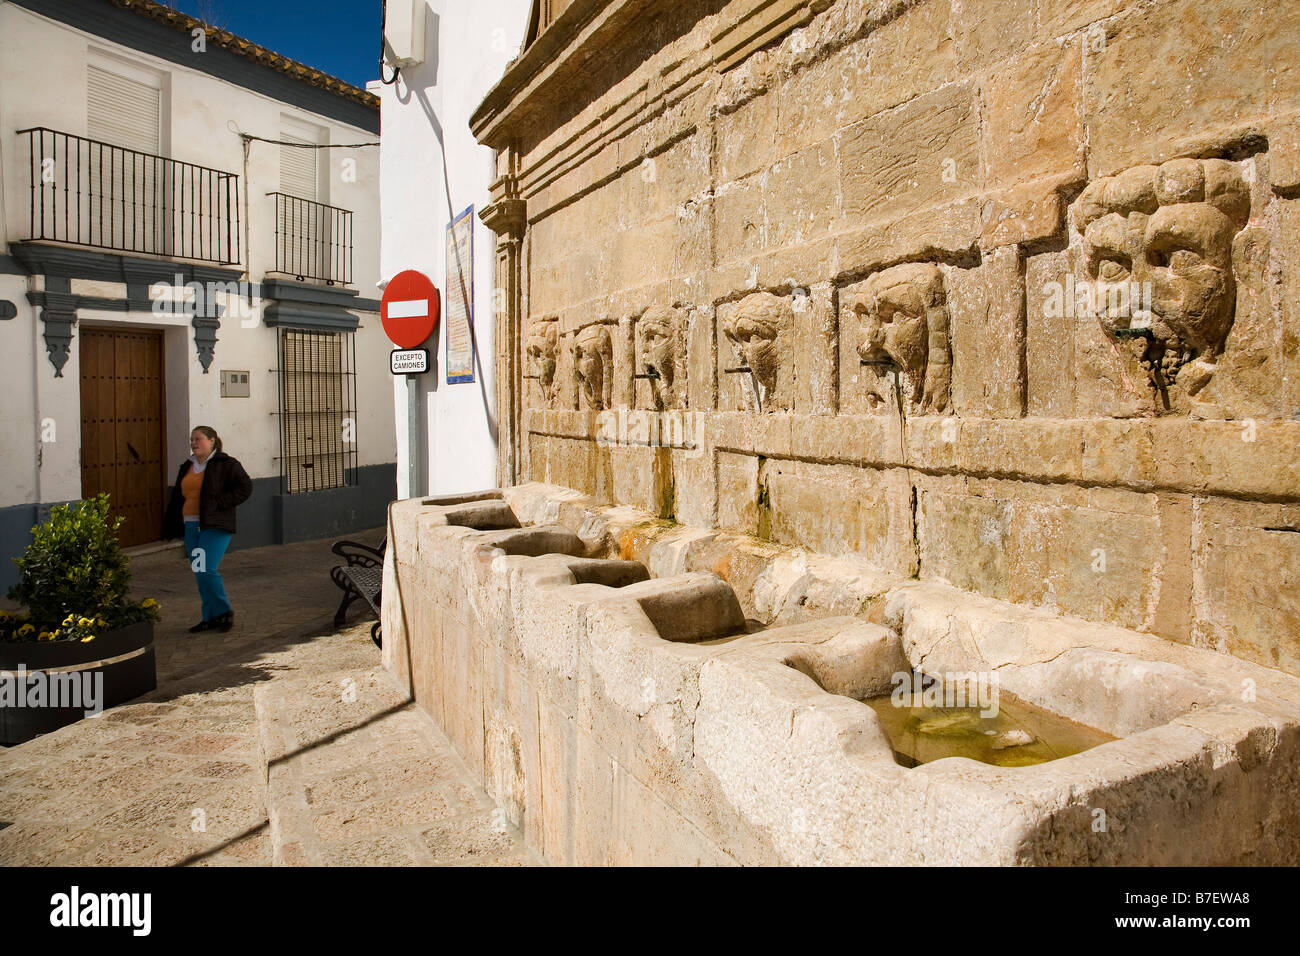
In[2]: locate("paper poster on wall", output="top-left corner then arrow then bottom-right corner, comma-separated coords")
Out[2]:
445,205 -> 475,384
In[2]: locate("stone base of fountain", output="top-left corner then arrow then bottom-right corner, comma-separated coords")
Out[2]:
381,483 -> 1300,865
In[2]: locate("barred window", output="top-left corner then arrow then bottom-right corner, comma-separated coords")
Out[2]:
277,328 -> 357,493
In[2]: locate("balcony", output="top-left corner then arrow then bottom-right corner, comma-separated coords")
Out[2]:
18,127 -> 240,265
268,192 -> 353,286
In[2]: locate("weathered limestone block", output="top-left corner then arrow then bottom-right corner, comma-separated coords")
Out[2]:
1193,498 -> 1300,675
1025,250 -> 1076,418
951,0 -> 1036,73
948,246 -> 1026,418
1037,0 -> 1131,40
916,476 -> 1165,630
762,459 -> 917,576
838,81 -> 980,228
762,138 -> 841,250
1084,0 -> 1300,174
711,175 -> 765,265
1271,196 -> 1300,421
983,37 -> 1085,190
715,88 -> 780,185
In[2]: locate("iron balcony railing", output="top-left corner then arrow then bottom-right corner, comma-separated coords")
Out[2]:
19,127 -> 240,265
268,192 -> 353,286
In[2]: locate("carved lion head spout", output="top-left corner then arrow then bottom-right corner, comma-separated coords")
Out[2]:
574,323 -> 613,411
850,262 -> 951,414
636,305 -> 686,410
525,317 -> 559,406
723,292 -> 793,411
1074,158 -> 1250,396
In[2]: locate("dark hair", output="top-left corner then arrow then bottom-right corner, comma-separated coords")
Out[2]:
191,425 -> 222,454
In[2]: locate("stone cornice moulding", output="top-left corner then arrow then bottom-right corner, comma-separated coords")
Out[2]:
480,197 -> 528,241
471,0 -> 659,148
710,0 -> 820,72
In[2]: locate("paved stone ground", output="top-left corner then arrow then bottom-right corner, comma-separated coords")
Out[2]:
0,532 -> 537,867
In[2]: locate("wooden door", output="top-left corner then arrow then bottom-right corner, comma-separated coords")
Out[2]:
79,328 -> 166,547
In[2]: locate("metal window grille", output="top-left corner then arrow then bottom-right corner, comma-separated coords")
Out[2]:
276,329 -> 358,493
269,192 -> 353,285
19,127 -> 240,264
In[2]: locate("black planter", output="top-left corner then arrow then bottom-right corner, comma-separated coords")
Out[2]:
0,620 -> 156,745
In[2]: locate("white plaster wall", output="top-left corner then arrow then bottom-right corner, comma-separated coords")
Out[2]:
380,0 -> 531,498
0,1 -> 394,513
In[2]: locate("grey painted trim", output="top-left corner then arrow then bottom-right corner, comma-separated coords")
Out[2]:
193,316 -> 220,372
261,278 -> 359,306
0,301 -> 17,320
10,0 -> 380,134
38,307 -> 76,377
0,255 -> 25,275
262,301 -> 360,332
10,243 -> 243,285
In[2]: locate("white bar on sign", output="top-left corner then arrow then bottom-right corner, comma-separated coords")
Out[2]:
387,299 -> 429,319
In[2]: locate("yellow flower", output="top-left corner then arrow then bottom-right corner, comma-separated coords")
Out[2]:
62,614 -> 75,626
78,617 -> 93,627
38,631 -> 53,641
141,598 -> 159,609
17,623 -> 35,636
0,609 -> 11,619
80,635 -> 96,643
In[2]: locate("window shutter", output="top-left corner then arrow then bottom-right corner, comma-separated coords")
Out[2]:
279,133 -> 318,201
87,65 -> 161,154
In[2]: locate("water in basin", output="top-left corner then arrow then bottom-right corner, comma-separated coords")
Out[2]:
864,690 -> 1116,768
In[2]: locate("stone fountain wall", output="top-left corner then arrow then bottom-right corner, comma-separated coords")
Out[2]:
475,0 -> 1300,676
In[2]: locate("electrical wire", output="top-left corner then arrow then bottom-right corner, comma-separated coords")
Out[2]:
224,124 -> 378,148
240,133 -> 379,148
380,0 -> 401,86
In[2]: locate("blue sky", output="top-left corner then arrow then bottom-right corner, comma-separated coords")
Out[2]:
166,0 -> 381,88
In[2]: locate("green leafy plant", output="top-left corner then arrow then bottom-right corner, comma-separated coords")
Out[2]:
3,494 -> 160,642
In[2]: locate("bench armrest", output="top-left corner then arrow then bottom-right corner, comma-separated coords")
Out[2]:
331,538 -> 387,568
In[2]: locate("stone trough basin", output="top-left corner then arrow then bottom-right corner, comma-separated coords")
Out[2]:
703,584 -> 1300,865
382,487 -> 1300,865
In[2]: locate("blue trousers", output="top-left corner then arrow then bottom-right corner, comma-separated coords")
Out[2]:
184,523 -> 233,621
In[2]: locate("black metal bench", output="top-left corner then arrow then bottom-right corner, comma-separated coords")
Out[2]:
330,537 -> 386,648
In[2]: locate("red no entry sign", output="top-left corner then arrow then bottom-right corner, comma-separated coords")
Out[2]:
381,270 -> 440,348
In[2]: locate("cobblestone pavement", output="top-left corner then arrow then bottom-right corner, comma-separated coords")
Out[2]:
0,532 -> 537,867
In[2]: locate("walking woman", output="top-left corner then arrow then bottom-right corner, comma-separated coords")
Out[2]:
162,426 -> 253,633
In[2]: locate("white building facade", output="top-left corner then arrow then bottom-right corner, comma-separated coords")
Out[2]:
0,0 -> 395,589
379,0 -> 531,499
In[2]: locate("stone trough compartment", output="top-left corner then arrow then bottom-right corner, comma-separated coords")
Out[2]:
382,485 -> 1300,865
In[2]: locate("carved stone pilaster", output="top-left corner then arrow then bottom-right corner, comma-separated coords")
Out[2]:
480,171 -> 528,487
